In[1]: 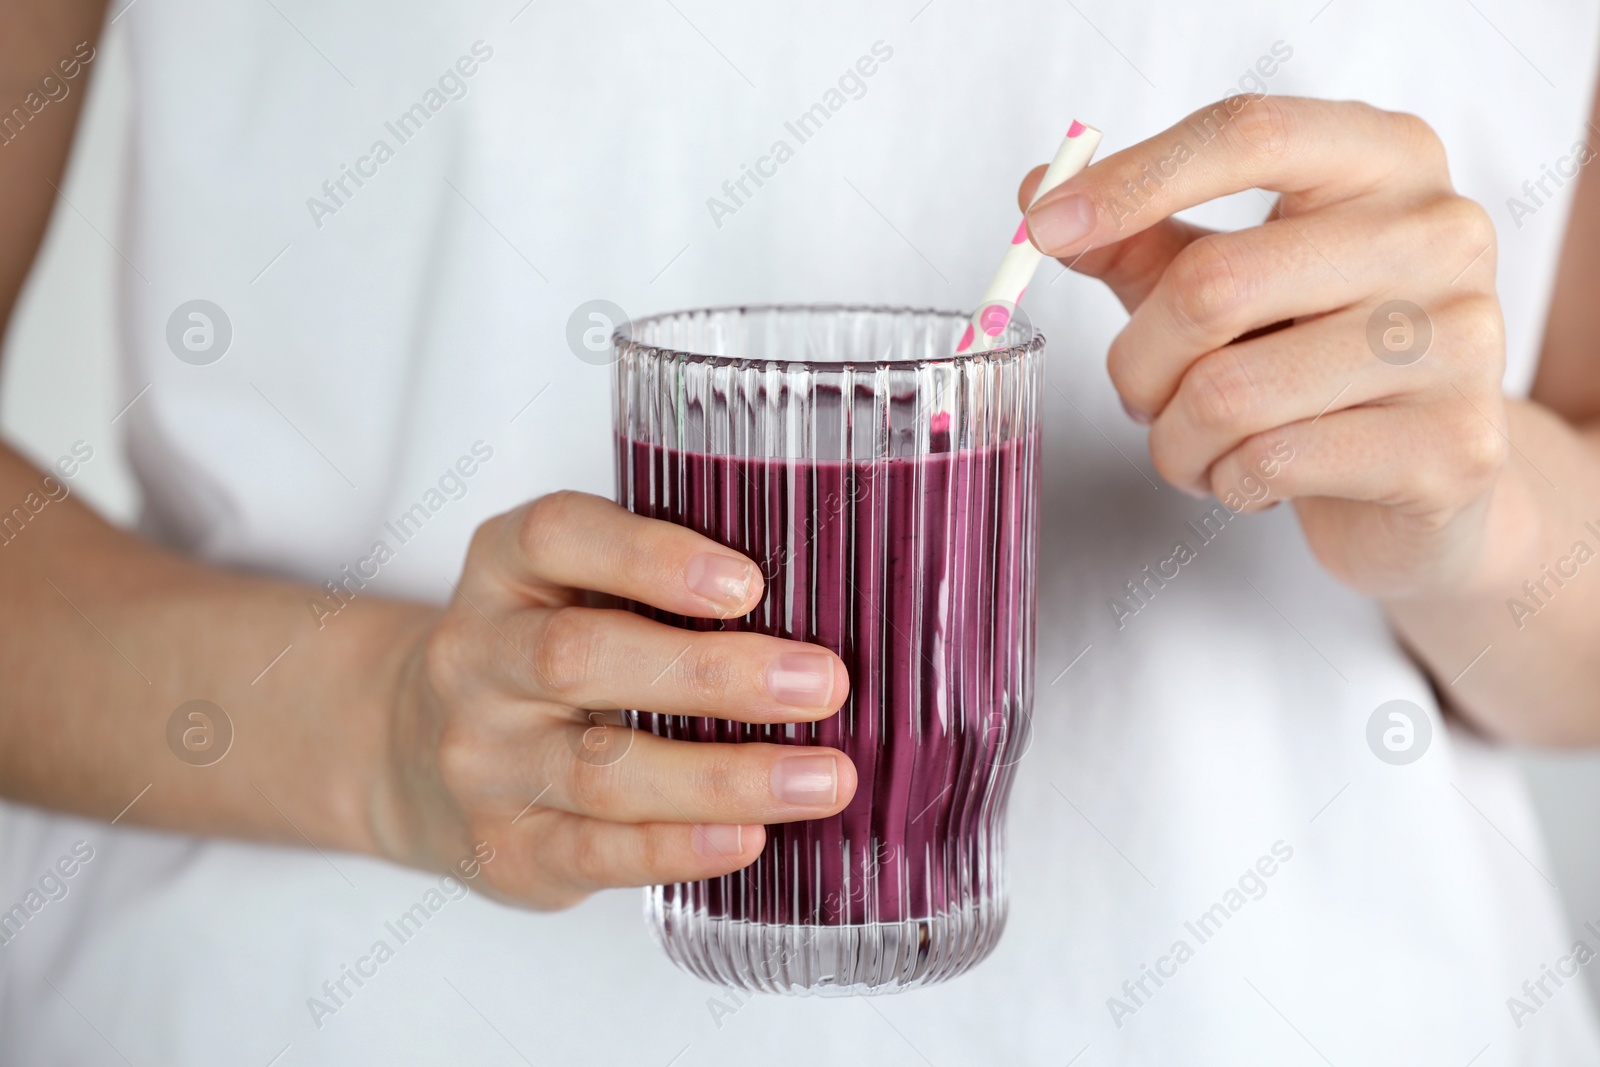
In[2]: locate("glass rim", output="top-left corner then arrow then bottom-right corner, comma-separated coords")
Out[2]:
613,303 -> 1045,371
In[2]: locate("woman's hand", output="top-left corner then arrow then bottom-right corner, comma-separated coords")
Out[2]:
372,491 -> 854,909
1022,95 -> 1512,599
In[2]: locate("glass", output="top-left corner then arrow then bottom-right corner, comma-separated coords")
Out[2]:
612,305 -> 1042,996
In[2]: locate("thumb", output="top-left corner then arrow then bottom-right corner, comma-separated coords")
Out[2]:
1017,164 -> 1214,312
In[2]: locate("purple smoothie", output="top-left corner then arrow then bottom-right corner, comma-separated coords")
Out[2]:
618,432 -> 1037,928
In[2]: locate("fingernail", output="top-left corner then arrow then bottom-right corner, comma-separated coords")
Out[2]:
766,652 -> 835,707
1026,193 -> 1095,254
692,823 -> 743,858
685,553 -> 754,608
770,754 -> 838,806
1120,397 -> 1152,425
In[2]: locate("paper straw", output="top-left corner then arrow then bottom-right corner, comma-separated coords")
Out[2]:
958,120 -> 1103,354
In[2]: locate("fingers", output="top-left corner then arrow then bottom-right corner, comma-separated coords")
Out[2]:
1141,307 -> 1403,494
485,606 -> 849,722
465,490 -> 765,619
461,724 -> 857,825
1110,196 -> 1495,417
1206,395 -> 1508,517
557,732 -> 855,824
1018,163 -> 1213,311
1024,96 -> 1448,262
1110,209 -> 1366,415
508,813 -> 769,905
1146,312 -> 1362,495
1137,286 -> 1501,495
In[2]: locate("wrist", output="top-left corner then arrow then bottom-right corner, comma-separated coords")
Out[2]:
319,599 -> 441,860
361,604 -> 460,870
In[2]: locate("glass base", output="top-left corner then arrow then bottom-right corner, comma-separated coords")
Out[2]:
645,893 -> 1008,996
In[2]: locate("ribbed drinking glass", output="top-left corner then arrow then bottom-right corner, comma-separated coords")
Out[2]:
612,305 -> 1041,996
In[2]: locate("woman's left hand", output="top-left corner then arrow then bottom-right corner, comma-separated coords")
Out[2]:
1022,95 -> 1511,599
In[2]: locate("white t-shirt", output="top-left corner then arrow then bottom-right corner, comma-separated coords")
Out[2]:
4,0 -> 1600,1063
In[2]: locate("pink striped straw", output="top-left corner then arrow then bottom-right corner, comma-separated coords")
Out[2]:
958,120 -> 1103,354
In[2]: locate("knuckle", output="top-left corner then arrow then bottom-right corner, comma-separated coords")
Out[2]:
1105,332 -> 1146,405
564,760 -> 607,812
421,615 -> 471,697
678,639 -> 739,706
533,606 -> 600,699
1393,110 -> 1447,169
1146,436 -> 1189,489
565,825 -> 612,888
609,529 -> 664,595
1169,237 -> 1249,337
1182,348 -> 1258,433
435,721 -> 489,795
1225,95 -> 1294,163
1429,195 -> 1497,261
1248,439 -> 1296,498
637,826 -> 676,879
1455,412 -> 1509,488
1218,439 -> 1271,501
1408,409 -> 1506,513
464,516 -> 503,569
1105,332 -> 1132,389
692,749 -> 746,815
1394,498 -> 1457,536
517,491 -> 586,571
1454,293 -> 1507,364
1456,197 -> 1496,249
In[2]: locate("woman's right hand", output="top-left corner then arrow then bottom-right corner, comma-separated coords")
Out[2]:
370,491 -> 855,909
